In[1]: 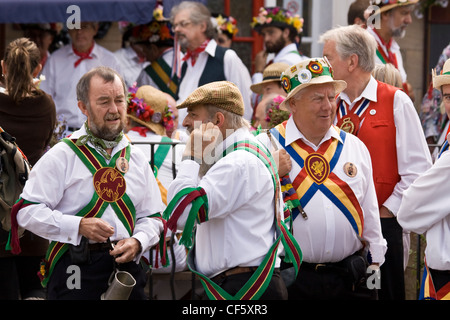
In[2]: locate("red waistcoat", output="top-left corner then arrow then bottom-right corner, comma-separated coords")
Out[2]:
356,81 -> 400,207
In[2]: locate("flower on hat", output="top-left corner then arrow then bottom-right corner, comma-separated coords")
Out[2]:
265,95 -> 290,128
153,4 -> 165,22
307,61 -> 324,75
251,7 -> 304,34
215,14 -> 239,37
127,83 -> 175,131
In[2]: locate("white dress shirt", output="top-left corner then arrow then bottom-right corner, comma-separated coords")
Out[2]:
17,126 -> 165,261
337,76 -> 432,214
397,148 -> 450,271
40,43 -> 122,129
176,39 -> 253,124
258,119 -> 387,264
167,127 -> 281,278
114,46 -> 149,88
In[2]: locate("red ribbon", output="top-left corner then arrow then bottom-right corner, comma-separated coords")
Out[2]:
182,40 -> 209,66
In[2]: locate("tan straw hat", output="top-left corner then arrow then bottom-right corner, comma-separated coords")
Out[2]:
250,62 -> 290,94
127,85 -> 171,136
433,58 -> 450,90
369,0 -> 419,15
279,57 -> 347,110
177,81 -> 244,116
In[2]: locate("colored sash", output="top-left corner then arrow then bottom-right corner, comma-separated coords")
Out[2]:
144,57 -> 179,100
270,122 -> 364,237
336,98 -> 371,135
438,140 -> 449,159
161,140 -> 302,300
420,260 -> 450,300
39,138 -> 135,286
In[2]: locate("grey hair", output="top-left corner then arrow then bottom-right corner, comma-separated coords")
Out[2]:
170,1 -> 216,39
205,105 -> 250,131
319,24 -> 377,73
76,66 -> 126,107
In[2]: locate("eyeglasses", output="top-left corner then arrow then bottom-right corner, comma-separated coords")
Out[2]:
172,20 -> 192,31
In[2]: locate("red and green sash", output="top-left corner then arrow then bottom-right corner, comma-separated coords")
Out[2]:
161,140 -> 302,300
41,138 -> 135,287
270,122 -> 364,237
420,259 -> 450,300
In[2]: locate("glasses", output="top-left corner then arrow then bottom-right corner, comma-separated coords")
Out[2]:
172,20 -> 192,31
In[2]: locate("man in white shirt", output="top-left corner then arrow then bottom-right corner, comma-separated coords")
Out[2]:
321,24 -> 432,300
9,67 -> 165,300
251,6 -> 308,86
170,1 -> 253,125
366,0 -> 418,100
397,58 -> 450,300
40,22 -> 122,133
163,81 -> 301,300
258,57 -> 386,300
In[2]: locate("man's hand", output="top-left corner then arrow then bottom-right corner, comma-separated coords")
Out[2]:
79,217 -> 114,242
110,238 -> 142,264
254,50 -> 268,74
379,206 -> 395,218
273,149 -> 292,177
183,122 -> 222,162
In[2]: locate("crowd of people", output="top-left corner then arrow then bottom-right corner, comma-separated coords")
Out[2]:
0,0 -> 449,301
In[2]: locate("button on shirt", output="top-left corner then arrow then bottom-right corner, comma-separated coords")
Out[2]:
258,120 -> 387,264
398,149 -> 450,271
167,127 -> 281,278
336,76 -> 432,214
16,127 -> 165,260
40,43 -> 122,129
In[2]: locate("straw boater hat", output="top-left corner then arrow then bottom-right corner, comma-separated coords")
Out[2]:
250,62 -> 290,94
177,81 -> 244,116
369,0 -> 419,15
279,57 -> 347,110
433,59 -> 450,90
127,85 -> 171,136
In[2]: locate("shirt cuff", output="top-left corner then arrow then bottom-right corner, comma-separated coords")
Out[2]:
60,215 -> 83,245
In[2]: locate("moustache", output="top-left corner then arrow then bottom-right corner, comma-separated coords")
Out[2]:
104,113 -> 121,121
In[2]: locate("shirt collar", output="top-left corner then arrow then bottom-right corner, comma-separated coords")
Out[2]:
338,76 -> 378,106
70,124 -> 129,153
274,43 -> 298,61
284,117 -> 343,150
69,42 -> 98,58
204,38 -> 217,57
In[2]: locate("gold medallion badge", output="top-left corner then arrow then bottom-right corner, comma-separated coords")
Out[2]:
115,157 -> 129,174
343,162 -> 357,178
339,115 -> 360,135
93,167 -> 126,202
305,153 -> 330,184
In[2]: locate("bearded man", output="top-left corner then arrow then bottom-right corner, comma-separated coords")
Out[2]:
9,66 -> 165,300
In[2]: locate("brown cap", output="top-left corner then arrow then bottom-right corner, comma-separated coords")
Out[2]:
177,81 -> 244,116
250,62 -> 290,94
127,85 -> 168,136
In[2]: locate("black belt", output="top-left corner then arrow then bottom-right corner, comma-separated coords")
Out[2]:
212,266 -> 259,282
88,241 -> 117,252
301,261 -> 347,273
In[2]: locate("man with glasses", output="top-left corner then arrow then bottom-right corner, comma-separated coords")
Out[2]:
40,22 -> 122,135
170,1 -> 253,127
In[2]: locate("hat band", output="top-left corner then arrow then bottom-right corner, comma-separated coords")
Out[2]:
444,71 -> 450,76
263,75 -> 282,81
281,64 -> 333,94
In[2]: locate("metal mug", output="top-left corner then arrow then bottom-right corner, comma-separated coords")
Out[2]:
101,269 -> 136,300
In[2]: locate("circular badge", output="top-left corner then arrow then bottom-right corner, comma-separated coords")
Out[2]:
115,157 -> 129,174
305,153 -> 330,185
344,162 -> 358,178
93,167 -> 126,202
298,69 -> 312,84
369,109 -> 376,116
338,114 -> 360,135
152,112 -> 162,123
307,61 -> 324,74
281,75 -> 291,93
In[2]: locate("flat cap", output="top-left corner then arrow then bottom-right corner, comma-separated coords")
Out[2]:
177,81 -> 244,116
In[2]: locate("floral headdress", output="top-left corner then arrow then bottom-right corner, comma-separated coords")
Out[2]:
215,14 -> 239,37
369,0 -> 419,14
127,83 -> 175,135
265,95 -> 290,129
251,7 -> 304,34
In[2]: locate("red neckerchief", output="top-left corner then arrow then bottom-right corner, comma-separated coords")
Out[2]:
373,29 -> 398,68
73,43 -> 94,68
129,126 -> 150,137
182,39 -> 210,66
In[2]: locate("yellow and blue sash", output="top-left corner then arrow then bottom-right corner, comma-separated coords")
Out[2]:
270,122 -> 364,237
420,259 -> 450,300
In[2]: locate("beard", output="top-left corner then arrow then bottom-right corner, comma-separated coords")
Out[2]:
89,112 -> 125,141
265,35 -> 287,54
176,33 -> 189,52
391,26 -> 407,38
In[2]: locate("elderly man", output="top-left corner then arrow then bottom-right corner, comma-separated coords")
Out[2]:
9,67 -> 165,300
40,22 -> 122,134
257,58 -> 386,300
397,59 -> 450,300
170,1 -> 253,125
162,81 -> 301,300
366,0 -> 418,99
320,24 -> 432,300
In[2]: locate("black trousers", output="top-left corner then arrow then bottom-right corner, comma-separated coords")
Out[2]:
379,217 -> 405,300
210,268 -> 288,300
47,250 -> 147,300
287,262 -> 377,300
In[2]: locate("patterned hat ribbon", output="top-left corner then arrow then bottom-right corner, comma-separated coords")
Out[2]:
281,60 -> 334,94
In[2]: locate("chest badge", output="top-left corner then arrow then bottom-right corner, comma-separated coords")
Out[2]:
343,162 -> 358,178
93,167 -> 126,202
305,153 -> 330,184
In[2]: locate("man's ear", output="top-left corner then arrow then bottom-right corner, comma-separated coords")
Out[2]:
214,111 -> 225,127
348,53 -> 359,73
78,100 -> 89,117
